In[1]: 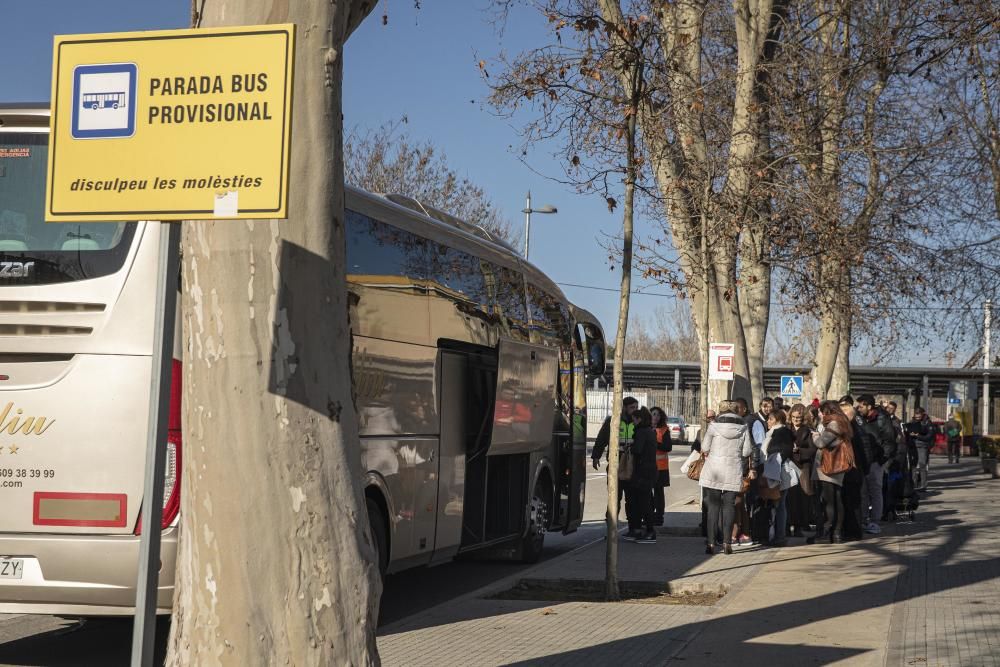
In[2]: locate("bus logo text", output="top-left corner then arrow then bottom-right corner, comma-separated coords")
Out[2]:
0,403 -> 54,436
0,262 -> 34,279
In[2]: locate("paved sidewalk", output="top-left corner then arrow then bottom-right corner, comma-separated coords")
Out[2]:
377,458 -> 1000,666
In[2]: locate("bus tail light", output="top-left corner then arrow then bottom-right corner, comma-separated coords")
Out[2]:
135,359 -> 182,534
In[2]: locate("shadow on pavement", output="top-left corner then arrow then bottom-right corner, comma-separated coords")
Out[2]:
383,462 -> 1000,665
0,617 -> 169,667
500,462 -> 1000,665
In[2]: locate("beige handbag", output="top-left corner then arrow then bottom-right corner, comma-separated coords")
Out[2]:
796,462 -> 814,496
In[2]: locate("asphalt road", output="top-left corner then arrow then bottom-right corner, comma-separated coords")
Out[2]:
0,450 -> 699,665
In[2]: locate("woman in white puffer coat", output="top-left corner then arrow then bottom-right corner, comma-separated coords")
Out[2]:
699,401 -> 755,555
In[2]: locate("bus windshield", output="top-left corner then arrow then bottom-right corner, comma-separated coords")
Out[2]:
0,132 -> 135,284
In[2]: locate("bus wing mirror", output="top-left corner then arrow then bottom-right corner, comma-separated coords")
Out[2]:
588,343 -> 606,377
571,305 -> 606,377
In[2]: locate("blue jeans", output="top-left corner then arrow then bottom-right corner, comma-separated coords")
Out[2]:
774,490 -> 788,542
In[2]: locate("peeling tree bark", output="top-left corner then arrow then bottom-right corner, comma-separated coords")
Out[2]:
168,1 -> 380,665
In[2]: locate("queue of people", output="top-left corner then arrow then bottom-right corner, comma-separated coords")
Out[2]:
593,392 -> 940,555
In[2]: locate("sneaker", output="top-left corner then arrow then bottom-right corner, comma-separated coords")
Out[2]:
736,533 -> 752,545
863,522 -> 881,535
637,532 -> 657,544
622,531 -> 640,542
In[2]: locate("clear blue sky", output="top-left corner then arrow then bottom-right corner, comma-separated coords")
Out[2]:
0,0 -> 680,340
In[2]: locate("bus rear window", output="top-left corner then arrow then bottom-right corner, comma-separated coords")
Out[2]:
0,133 -> 135,284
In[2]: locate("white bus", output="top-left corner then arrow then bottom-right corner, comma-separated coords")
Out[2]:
0,105 -> 180,615
0,105 -> 605,615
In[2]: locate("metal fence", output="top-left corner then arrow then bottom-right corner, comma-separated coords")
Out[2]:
586,388 -> 703,425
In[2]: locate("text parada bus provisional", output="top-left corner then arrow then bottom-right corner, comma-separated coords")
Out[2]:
147,73 -> 272,125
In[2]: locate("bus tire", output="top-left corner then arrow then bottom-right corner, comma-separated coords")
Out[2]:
519,481 -> 549,563
366,497 -> 389,578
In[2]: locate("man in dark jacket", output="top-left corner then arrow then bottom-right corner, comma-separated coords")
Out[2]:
838,396 -> 871,540
742,398 -> 771,545
747,398 -> 772,450
886,401 -> 905,445
856,394 -> 895,534
906,407 -> 934,491
623,407 -> 659,543
592,396 -> 639,469
592,397 -> 639,518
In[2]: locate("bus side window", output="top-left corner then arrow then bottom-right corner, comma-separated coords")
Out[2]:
345,209 -> 432,344
526,283 -> 571,347
491,266 -> 529,341
424,241 -> 492,325
345,209 -> 430,281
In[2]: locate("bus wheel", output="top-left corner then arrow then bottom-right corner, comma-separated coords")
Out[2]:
366,497 -> 389,578
519,484 -> 549,563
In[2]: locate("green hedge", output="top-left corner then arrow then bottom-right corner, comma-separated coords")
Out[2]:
979,437 -> 999,457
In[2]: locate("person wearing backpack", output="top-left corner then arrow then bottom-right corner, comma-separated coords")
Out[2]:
623,407 -> 658,544
906,407 -> 935,491
592,397 -> 639,517
944,412 -> 963,464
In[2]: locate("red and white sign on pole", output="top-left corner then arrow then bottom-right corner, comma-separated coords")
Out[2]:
708,343 -> 735,381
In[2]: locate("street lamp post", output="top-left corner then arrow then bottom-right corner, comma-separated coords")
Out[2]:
522,191 -> 557,260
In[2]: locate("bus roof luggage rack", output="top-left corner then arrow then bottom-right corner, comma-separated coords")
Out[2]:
380,193 -> 516,254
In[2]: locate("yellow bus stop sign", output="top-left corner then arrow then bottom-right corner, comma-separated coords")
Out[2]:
45,24 -> 294,222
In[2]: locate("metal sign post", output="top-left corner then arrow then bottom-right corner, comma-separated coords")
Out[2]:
130,221 -> 180,667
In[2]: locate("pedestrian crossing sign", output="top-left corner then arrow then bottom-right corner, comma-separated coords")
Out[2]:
780,375 -> 803,398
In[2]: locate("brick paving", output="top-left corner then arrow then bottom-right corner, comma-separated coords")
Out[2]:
377,457 -> 1000,666
884,461 -> 1000,667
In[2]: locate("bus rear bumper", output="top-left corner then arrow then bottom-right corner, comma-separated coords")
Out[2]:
0,526 -> 177,616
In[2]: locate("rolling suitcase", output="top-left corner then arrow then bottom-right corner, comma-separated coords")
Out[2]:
887,444 -> 919,522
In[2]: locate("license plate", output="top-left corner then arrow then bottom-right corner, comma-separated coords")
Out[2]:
0,558 -> 23,580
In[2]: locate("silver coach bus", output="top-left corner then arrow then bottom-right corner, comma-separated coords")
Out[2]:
0,104 -> 605,615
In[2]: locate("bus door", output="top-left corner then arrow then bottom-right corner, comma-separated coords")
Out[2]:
565,308 -> 606,533
432,350 -> 468,563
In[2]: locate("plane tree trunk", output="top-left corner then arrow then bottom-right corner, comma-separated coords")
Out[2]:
168,1 -> 380,665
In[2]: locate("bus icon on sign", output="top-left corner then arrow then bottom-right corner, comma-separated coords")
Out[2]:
71,63 -> 137,139
81,92 -> 126,110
